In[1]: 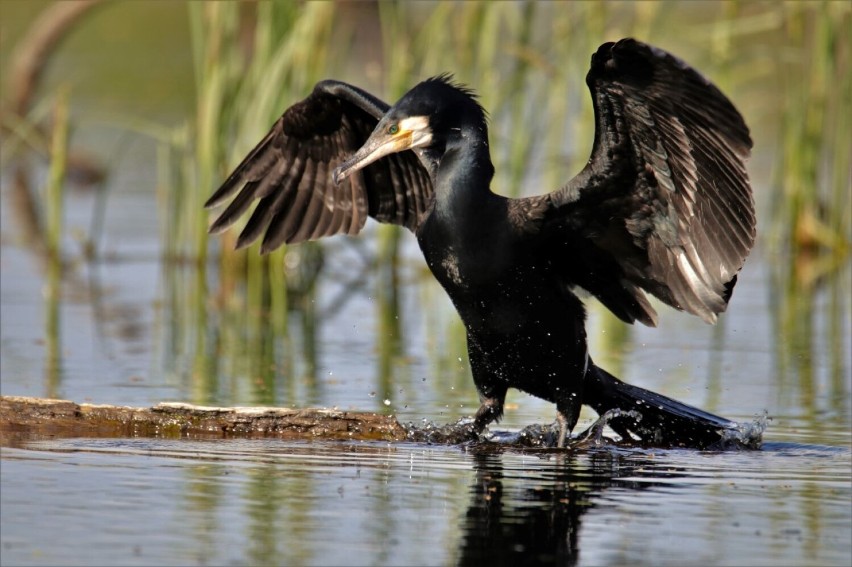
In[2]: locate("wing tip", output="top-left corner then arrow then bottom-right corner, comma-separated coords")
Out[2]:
207,218 -> 230,235
204,193 -> 225,210
236,231 -> 260,252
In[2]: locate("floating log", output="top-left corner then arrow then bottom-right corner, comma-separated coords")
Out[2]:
0,396 -> 764,450
0,396 -> 407,442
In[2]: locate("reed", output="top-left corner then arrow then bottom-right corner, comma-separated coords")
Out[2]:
45,86 -> 68,260
763,3 -> 851,424
772,2 -> 850,258
151,1 -> 849,406
152,2 -> 340,400
43,85 -> 70,398
171,2 -> 655,405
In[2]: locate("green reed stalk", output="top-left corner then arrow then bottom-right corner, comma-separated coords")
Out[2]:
44,86 -> 70,398
822,4 -> 851,252
772,3 -> 850,257
502,1 -> 537,197
45,86 -> 69,259
158,2 -> 341,401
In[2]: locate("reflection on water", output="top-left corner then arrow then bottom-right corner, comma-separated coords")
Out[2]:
1,436 -> 850,566
459,450 -> 592,566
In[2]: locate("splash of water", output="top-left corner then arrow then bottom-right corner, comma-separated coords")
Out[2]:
401,409 -> 768,450
403,417 -> 483,445
715,411 -> 769,450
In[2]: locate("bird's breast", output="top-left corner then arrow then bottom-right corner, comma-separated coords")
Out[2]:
417,214 -> 569,336
417,212 -> 512,293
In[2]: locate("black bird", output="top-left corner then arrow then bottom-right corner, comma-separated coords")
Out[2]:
206,39 -> 755,448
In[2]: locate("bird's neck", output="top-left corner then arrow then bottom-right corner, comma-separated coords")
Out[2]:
431,131 -> 495,220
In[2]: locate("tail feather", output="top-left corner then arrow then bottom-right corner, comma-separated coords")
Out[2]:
585,364 -> 738,448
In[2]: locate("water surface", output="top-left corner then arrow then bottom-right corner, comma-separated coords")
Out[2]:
2,433 -> 850,566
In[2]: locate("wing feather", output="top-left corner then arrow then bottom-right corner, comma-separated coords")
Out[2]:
535,38 -> 755,324
205,80 -> 433,251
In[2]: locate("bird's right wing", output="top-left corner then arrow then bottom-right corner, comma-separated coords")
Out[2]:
205,80 -> 433,253
527,39 -> 755,325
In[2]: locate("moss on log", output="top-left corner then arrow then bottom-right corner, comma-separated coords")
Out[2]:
0,396 -> 407,441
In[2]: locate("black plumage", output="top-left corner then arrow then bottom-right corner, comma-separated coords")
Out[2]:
206,80 -> 432,251
206,39 -> 756,447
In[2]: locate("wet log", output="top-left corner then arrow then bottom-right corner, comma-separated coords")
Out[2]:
0,396 -> 407,442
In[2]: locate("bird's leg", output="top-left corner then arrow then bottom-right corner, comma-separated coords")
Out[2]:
555,411 -> 572,448
470,396 -> 504,439
555,394 -> 582,448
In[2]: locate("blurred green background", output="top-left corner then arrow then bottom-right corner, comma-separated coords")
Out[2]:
1,0 -> 849,421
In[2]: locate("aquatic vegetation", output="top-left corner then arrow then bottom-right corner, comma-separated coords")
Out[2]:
167,2 -> 849,349
2,1 -> 847,413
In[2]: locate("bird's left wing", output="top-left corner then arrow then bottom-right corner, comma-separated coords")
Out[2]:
205,80 -> 433,252
524,39 -> 755,325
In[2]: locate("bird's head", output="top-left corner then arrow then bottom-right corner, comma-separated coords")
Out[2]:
333,75 -> 486,185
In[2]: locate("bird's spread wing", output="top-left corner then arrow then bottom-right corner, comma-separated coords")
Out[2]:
205,80 -> 433,252
532,38 -> 755,325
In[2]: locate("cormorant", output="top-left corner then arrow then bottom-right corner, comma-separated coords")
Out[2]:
206,39 -> 755,448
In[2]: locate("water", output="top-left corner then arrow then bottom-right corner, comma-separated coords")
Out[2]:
2,434 -> 850,566
2,3 -> 851,566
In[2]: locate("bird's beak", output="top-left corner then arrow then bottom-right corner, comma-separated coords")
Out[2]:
332,130 -> 413,185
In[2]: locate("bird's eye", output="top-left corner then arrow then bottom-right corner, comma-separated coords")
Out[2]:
388,124 -> 399,135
